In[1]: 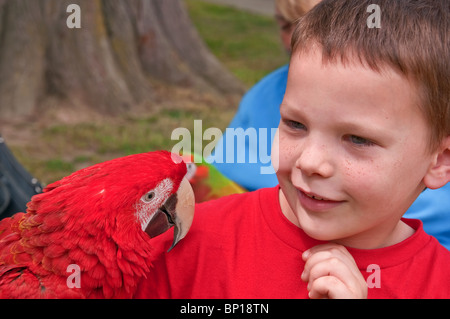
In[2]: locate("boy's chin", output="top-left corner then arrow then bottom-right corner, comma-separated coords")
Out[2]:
301,224 -> 341,242
297,212 -> 353,243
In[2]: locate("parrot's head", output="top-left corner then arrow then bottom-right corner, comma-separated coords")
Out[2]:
41,151 -> 195,252
125,151 -> 195,251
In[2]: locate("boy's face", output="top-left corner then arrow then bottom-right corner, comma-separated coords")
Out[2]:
273,50 -> 435,249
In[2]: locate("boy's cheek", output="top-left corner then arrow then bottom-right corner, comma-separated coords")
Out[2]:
271,131 -> 299,174
270,129 -> 281,174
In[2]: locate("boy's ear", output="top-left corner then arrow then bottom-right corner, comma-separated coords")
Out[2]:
423,136 -> 450,189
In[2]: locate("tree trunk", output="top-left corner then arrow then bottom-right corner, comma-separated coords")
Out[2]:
0,0 -> 244,118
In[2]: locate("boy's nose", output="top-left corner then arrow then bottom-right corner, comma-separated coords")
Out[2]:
295,139 -> 334,178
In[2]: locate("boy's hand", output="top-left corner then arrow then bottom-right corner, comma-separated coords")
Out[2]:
301,243 -> 367,299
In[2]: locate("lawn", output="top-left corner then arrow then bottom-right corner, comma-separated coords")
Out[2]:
5,0 -> 288,185
185,0 -> 288,87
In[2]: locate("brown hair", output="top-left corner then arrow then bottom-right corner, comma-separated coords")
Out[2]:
291,0 -> 450,150
275,0 -> 322,23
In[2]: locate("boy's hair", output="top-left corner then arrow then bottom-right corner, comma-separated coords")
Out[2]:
275,0 -> 322,23
291,0 -> 449,151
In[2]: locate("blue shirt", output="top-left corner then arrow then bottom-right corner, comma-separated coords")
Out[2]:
209,64 -> 288,191
404,184 -> 450,250
209,64 -> 450,250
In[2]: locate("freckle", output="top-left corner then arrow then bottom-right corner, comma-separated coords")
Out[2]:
345,159 -> 351,168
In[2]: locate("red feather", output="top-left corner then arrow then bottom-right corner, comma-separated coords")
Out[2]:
0,151 -> 187,298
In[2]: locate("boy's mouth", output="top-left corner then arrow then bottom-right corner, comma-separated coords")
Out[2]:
296,187 -> 344,211
298,188 -> 336,202
304,193 -> 326,201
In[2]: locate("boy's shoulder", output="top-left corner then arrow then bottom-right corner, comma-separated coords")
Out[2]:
241,64 -> 288,105
194,187 -> 276,222
396,232 -> 450,298
252,64 -> 289,89
357,219 -> 450,298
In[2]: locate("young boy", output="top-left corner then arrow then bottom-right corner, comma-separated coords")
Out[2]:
136,0 -> 450,298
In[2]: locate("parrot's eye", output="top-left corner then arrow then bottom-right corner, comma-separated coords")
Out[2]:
142,191 -> 156,203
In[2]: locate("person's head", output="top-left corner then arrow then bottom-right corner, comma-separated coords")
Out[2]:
274,0 -> 322,52
272,0 -> 450,248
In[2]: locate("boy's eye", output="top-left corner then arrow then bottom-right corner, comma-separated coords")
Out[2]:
280,23 -> 292,32
283,119 -> 306,131
275,16 -> 292,32
346,135 -> 375,147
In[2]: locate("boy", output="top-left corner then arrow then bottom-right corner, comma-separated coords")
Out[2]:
136,0 -> 450,298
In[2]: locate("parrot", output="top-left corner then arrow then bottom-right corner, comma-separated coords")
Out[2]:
0,151 -> 194,299
181,152 -> 247,203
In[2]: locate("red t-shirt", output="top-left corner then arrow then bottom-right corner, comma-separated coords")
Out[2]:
135,186 -> 450,299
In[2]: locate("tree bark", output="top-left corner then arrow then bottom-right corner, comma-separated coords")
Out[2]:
0,0 -> 47,117
0,0 -> 244,118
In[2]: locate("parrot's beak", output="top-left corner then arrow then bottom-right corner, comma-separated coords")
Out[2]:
145,177 -> 195,252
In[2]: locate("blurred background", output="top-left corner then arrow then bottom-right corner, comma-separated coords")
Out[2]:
0,0 -> 288,185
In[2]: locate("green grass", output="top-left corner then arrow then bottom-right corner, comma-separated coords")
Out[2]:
10,100 -> 234,184
8,0 -> 288,185
185,0 -> 288,87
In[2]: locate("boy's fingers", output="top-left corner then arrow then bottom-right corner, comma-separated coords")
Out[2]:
302,244 -> 360,281
304,254 -> 356,285
308,276 -> 356,299
303,243 -> 355,264
302,243 -> 368,298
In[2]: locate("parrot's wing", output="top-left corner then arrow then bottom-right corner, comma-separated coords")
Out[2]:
0,265 -> 43,298
0,212 -> 83,298
0,212 -> 23,241
0,264 -> 84,299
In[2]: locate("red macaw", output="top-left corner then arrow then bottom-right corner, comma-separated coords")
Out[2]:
182,152 -> 247,203
0,151 -> 194,298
